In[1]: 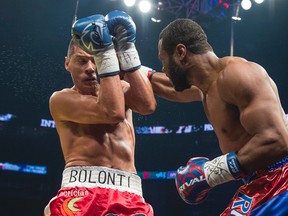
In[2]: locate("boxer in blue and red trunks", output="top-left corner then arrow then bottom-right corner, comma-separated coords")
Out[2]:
144,18 -> 288,215
44,11 -> 156,216
222,158 -> 288,215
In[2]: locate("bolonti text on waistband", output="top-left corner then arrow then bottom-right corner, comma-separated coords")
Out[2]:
68,169 -> 131,188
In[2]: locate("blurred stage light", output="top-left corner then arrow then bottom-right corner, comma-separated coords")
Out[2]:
223,2 -> 230,9
232,16 -> 241,21
0,113 -> 15,122
121,0 -> 265,22
151,1 -> 163,23
241,0 -> 252,10
138,0 -> 152,13
124,0 -> 136,7
151,17 -> 161,23
254,0 -> 264,4
232,0 -> 241,21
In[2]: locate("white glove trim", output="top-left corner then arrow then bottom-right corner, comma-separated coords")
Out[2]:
204,154 -> 235,187
94,48 -> 120,77
116,43 -> 141,72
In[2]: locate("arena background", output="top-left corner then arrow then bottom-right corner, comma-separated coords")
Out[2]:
0,0 -> 288,215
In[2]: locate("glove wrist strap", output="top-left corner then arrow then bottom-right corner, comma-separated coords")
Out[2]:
94,47 -> 120,77
147,70 -> 155,81
204,152 -> 245,187
139,65 -> 155,81
226,152 -> 245,179
116,44 -> 141,72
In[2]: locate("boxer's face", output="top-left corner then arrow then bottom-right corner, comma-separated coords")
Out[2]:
167,55 -> 191,91
65,46 -> 98,94
158,39 -> 190,92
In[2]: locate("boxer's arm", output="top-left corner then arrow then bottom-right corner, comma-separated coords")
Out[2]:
49,77 -> 125,125
176,152 -> 245,204
148,70 -> 203,102
50,15 -> 125,124
105,10 -> 141,72
122,69 -> 156,115
105,11 -> 156,114
219,61 -> 288,173
72,14 -> 120,77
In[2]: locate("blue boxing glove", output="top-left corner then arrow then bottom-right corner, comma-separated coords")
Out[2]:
105,10 -> 141,72
72,14 -> 119,78
175,152 -> 245,205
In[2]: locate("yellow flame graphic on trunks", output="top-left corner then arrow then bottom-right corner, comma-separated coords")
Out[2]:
61,197 -> 82,215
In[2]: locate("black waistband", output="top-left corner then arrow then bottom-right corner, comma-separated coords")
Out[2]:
242,157 -> 288,184
267,157 -> 288,171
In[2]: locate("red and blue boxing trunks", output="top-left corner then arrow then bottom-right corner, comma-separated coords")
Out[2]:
44,166 -> 153,216
221,157 -> 288,216
44,158 -> 288,215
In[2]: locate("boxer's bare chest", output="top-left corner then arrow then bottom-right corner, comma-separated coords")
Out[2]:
202,86 -> 249,152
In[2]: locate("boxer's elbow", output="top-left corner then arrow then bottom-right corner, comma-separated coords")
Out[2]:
104,108 -> 126,123
146,100 -> 157,114
265,131 -> 288,158
140,100 -> 157,115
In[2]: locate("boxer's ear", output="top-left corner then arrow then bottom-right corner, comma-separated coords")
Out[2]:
176,44 -> 187,64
